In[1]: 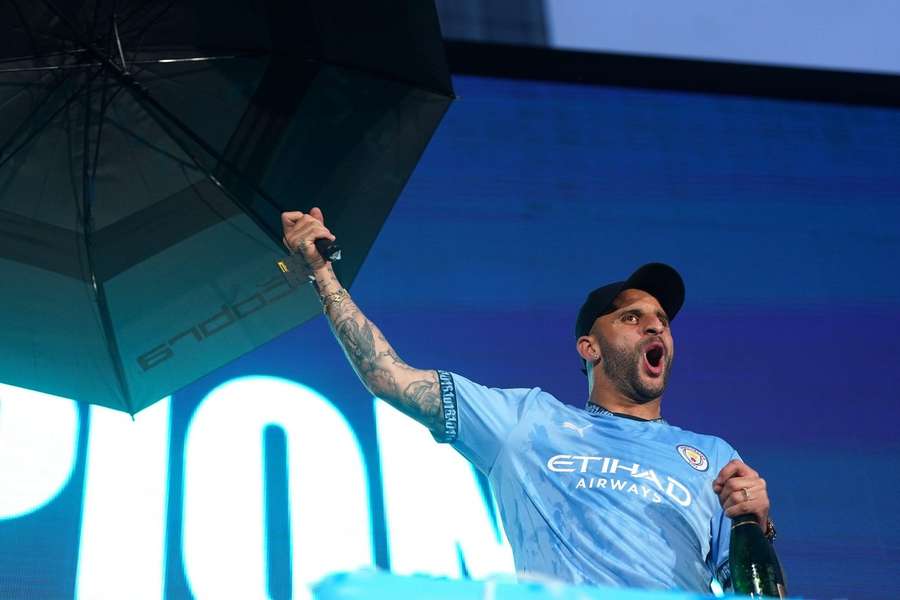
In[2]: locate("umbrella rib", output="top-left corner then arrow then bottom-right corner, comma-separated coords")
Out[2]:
0,53 -> 255,74
90,80 -> 111,182
136,53 -> 257,65
0,63 -> 99,74
0,49 -> 88,66
112,12 -> 128,70
79,64 -> 135,415
90,11 -> 118,181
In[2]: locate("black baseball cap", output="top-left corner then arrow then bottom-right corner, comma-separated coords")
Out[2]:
575,262 -> 685,339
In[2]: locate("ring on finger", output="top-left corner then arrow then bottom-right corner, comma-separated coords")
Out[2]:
741,487 -> 752,502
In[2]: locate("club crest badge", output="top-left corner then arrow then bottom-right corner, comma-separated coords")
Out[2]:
676,445 -> 709,471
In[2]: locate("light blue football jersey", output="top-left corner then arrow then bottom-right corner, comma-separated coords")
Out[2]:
433,370 -> 739,593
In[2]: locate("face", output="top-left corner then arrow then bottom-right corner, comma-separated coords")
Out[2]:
591,288 -> 674,403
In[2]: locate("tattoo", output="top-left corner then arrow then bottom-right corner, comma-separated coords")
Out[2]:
334,315 -> 375,367
326,295 -> 441,429
403,378 -> 441,424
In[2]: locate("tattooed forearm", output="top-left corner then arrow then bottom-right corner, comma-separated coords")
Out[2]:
333,313 -> 398,392
334,315 -> 377,369
403,378 -> 441,422
320,283 -> 441,431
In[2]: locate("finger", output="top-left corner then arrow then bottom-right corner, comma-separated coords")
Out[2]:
286,226 -> 335,254
723,488 -> 766,510
724,502 -> 751,518
309,206 -> 325,225
287,221 -> 333,243
718,476 -> 762,505
301,221 -> 337,242
714,459 -> 758,486
724,502 -> 767,526
722,485 -> 768,511
713,460 -> 742,486
281,211 -> 304,229
724,475 -> 765,493
720,475 -> 760,494
720,459 -> 751,481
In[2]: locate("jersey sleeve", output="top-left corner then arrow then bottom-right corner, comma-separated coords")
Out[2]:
432,370 -> 533,474
709,446 -> 742,590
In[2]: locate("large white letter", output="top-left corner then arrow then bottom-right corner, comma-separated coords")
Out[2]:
0,383 -> 78,519
76,398 -> 171,600
374,399 -> 515,578
182,376 -> 373,600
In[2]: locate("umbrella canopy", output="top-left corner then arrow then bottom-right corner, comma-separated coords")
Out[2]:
0,0 -> 453,414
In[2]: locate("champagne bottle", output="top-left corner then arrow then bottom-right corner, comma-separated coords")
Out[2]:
729,514 -> 786,597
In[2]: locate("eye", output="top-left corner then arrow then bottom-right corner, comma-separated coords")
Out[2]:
622,313 -> 639,324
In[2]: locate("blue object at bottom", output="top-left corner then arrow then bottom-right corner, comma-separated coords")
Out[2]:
312,570 -> 742,600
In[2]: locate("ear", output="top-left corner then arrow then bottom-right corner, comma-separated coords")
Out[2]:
576,335 -> 601,365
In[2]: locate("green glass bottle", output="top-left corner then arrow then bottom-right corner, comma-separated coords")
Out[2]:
729,514 -> 786,597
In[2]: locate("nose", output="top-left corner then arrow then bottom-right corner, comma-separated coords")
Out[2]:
644,317 -> 666,336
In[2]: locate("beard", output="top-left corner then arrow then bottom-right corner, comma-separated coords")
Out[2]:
597,335 -> 672,403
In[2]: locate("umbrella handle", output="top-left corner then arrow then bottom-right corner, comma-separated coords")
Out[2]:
315,239 -> 342,262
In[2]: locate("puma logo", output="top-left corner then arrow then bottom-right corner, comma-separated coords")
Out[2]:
563,421 -> 592,438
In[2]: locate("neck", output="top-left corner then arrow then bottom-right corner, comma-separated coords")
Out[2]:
589,378 -> 663,421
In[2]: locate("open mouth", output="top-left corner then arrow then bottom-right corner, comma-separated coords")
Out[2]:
643,342 -> 665,375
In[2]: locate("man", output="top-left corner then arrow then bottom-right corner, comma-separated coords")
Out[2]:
281,208 -> 775,593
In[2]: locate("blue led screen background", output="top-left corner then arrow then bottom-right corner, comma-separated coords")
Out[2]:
1,74 -> 899,599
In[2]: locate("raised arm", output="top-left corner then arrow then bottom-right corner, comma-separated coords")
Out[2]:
281,209 -> 443,432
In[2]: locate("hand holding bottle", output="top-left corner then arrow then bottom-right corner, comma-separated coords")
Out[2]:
713,459 -> 770,530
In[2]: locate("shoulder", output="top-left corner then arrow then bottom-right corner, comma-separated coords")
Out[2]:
444,370 -> 541,398
443,370 -> 552,411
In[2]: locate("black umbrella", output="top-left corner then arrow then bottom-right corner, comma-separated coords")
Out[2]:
0,0 -> 453,414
